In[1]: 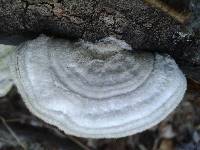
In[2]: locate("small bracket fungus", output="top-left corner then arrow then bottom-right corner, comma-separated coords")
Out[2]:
0,44 -> 15,97
10,35 -> 187,138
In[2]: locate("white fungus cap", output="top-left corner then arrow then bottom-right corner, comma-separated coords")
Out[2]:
0,44 -> 15,97
10,35 -> 187,138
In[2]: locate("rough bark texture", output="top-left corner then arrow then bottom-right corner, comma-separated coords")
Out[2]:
0,0 -> 200,80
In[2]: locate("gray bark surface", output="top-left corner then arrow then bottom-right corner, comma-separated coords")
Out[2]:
0,0 -> 200,80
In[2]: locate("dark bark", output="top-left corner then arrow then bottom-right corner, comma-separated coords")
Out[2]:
0,0 -> 200,81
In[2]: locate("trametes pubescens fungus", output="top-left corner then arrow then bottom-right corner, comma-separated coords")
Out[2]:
0,44 -> 15,97
8,35 -> 186,138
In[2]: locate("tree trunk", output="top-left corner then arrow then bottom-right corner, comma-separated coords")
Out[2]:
0,0 -> 200,81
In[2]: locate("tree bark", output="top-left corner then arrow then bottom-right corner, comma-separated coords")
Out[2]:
0,0 -> 200,81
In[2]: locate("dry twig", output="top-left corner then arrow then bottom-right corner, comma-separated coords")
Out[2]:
67,136 -> 92,150
0,116 -> 26,150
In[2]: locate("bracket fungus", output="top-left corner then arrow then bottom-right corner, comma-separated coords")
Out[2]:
0,44 -> 15,97
10,35 -> 187,138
